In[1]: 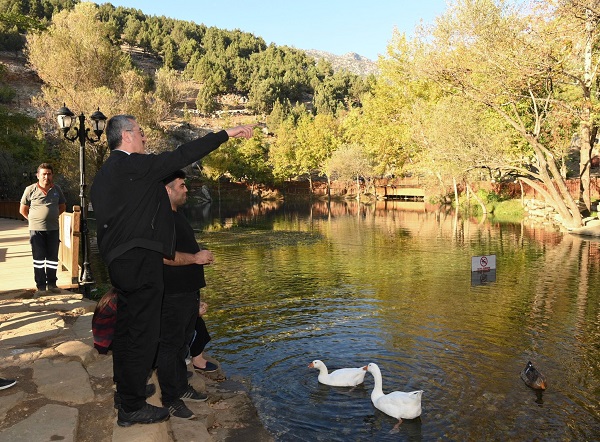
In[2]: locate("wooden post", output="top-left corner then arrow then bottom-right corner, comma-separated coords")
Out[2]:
71,206 -> 81,285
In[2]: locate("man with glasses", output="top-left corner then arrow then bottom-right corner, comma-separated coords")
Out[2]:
90,115 -> 253,427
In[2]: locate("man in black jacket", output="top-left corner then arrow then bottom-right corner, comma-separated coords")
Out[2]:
90,115 -> 253,427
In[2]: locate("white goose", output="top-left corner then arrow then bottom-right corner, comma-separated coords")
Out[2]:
363,363 -> 423,429
308,360 -> 366,387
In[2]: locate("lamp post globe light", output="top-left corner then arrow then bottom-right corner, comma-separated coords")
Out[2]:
56,104 -> 107,296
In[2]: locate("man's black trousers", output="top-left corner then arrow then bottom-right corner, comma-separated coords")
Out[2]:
29,230 -> 59,290
109,248 -> 164,413
156,290 -> 199,405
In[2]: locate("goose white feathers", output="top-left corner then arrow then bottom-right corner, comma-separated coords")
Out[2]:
308,360 -> 366,387
363,363 -> 423,426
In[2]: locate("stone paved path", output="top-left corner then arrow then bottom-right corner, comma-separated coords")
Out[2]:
0,289 -> 273,442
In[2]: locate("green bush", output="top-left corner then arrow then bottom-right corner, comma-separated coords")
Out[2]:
491,199 -> 524,222
0,84 -> 16,103
477,189 -> 505,203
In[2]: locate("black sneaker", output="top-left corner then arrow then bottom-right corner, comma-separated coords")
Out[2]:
167,400 -> 195,419
117,403 -> 169,427
47,285 -> 61,293
0,378 -> 16,390
114,383 -> 157,409
180,384 -> 208,402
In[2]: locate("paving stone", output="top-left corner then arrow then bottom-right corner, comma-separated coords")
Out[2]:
72,312 -> 93,339
86,353 -> 113,379
0,403 -> 78,442
0,346 -> 44,368
0,311 -> 64,347
112,418 -> 170,442
55,340 -> 97,366
170,413 -> 214,442
33,358 -> 95,404
0,390 -> 26,422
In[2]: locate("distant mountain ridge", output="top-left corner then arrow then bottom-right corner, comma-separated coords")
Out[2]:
304,49 -> 379,76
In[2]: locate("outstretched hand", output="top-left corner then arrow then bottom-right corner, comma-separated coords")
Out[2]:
226,124 -> 255,139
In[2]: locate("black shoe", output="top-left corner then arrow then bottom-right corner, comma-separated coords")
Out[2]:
117,403 -> 169,427
193,361 -> 218,373
180,384 -> 208,402
167,400 -> 195,419
0,378 -> 16,390
114,383 -> 157,409
47,285 -> 61,293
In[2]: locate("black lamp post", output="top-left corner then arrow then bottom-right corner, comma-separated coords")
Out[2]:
56,104 -> 107,296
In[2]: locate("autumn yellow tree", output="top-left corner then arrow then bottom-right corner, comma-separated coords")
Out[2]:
418,0 -> 585,228
26,2 -> 178,186
546,0 -> 600,214
342,32 -> 417,178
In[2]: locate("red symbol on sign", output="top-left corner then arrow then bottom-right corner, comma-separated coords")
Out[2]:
480,256 -> 488,267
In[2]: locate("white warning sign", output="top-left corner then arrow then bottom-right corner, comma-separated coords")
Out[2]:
471,255 -> 496,272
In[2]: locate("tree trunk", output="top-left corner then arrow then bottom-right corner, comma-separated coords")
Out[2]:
453,177 -> 459,208
519,179 -> 524,207
579,7 -> 595,215
527,137 -> 583,228
466,182 -> 486,214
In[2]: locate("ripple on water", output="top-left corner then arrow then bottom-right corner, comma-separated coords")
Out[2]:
200,211 -> 600,441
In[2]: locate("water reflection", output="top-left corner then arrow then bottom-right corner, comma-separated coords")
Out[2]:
95,199 -> 600,440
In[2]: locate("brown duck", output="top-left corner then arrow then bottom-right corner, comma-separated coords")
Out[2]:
520,361 -> 547,390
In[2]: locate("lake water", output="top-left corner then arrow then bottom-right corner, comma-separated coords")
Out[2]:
95,199 -> 600,441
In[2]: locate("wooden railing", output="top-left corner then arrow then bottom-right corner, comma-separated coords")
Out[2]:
58,206 -> 81,286
0,200 -> 81,287
0,201 -> 24,219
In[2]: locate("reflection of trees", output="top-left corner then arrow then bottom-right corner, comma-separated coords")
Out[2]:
196,200 -> 599,434
183,200 -> 284,229
529,234 -> 599,345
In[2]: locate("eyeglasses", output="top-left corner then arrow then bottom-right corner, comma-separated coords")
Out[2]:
126,127 -> 145,137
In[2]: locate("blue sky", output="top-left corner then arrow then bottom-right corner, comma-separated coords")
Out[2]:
104,0 -> 449,60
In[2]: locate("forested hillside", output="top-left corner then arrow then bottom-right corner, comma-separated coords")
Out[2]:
1,0 -> 599,230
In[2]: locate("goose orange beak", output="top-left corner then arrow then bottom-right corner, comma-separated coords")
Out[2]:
308,362 -> 314,368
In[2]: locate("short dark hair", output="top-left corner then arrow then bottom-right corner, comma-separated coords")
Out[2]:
163,169 -> 186,186
37,163 -> 53,173
105,114 -> 136,150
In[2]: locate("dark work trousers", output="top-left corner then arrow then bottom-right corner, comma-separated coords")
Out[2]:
30,230 -> 60,290
108,248 -> 164,413
190,316 -> 211,358
157,290 -> 199,405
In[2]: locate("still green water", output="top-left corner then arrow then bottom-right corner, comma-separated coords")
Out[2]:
94,199 -> 600,441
